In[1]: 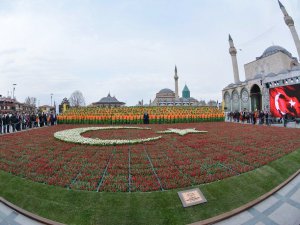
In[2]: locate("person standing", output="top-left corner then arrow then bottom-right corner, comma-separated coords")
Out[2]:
2,114 -> 7,133
259,111 -> 265,125
143,112 -> 149,124
242,110 -> 246,123
0,113 -> 2,134
265,111 -> 269,125
43,113 -> 48,126
53,113 -> 57,125
284,113 -> 288,127
39,113 -> 43,127
6,114 -> 10,133
50,113 -> 54,126
252,111 -> 257,125
11,113 -> 17,132
30,114 -> 36,128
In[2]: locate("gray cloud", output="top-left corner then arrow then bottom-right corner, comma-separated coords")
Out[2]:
0,48 -> 26,55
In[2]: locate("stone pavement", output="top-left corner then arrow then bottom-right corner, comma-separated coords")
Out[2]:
213,173 -> 300,225
190,172 -> 300,225
0,202 -> 43,225
0,197 -> 63,225
272,122 -> 300,129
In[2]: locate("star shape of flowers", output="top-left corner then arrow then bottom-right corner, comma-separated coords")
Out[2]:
157,128 -> 208,136
289,99 -> 296,107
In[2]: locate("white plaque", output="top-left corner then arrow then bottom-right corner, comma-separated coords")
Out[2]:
178,188 -> 207,207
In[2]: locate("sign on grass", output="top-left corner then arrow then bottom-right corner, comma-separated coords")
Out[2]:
178,188 -> 207,207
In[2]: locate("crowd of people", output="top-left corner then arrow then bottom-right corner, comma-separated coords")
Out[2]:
225,109 -> 300,128
0,112 -> 57,134
226,110 -> 273,125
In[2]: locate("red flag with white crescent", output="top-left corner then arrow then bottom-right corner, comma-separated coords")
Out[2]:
269,84 -> 300,117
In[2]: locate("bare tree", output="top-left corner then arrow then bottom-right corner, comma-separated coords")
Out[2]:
207,100 -> 217,106
24,96 -> 37,106
69,90 -> 86,107
198,100 -> 206,106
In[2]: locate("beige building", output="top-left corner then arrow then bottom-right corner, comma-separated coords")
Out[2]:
39,105 -> 55,114
0,96 -> 36,114
151,66 -> 199,106
222,1 -> 300,113
244,46 -> 298,80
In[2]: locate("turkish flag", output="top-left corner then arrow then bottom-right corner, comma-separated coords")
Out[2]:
269,84 -> 300,118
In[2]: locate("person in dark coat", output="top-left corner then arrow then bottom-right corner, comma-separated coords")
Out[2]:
31,114 -> 36,128
50,113 -> 55,126
43,113 -> 47,126
39,114 -> 43,127
11,114 -> 18,132
2,114 -> 7,133
265,111 -> 269,125
0,114 -> 2,134
143,112 -> 149,124
6,114 -> 10,133
284,113 -> 288,127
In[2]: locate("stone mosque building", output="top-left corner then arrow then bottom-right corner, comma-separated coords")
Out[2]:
151,66 -> 199,106
222,0 -> 300,113
92,93 -> 125,107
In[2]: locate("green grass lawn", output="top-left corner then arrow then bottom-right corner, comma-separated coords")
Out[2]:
1,149 -> 300,225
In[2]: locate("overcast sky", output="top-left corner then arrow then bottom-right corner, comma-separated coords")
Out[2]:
0,0 -> 299,106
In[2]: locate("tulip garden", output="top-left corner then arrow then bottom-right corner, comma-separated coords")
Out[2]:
1,122 -> 300,193
57,106 -> 224,124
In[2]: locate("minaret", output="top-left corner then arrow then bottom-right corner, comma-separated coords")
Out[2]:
228,34 -> 240,84
278,0 -> 300,59
174,65 -> 179,98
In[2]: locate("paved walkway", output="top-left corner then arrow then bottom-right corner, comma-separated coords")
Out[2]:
0,197 -> 63,225
0,202 -> 44,225
213,173 -> 300,225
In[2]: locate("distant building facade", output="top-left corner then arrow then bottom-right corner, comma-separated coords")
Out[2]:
222,1 -> 300,113
151,66 -> 199,106
92,93 -> 125,107
39,105 -> 55,114
0,96 -> 36,114
0,96 -> 17,113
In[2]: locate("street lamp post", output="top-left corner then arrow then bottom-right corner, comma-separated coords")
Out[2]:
50,93 -> 53,107
12,84 -> 17,99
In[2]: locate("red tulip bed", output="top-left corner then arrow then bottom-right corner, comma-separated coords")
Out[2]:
1,122 -> 300,192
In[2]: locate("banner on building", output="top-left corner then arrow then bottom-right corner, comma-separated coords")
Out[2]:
269,83 -> 300,117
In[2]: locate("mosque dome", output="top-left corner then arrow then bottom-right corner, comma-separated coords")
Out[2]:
98,94 -> 120,103
182,85 -> 190,98
261,45 -> 292,58
93,93 -> 125,107
182,85 -> 190,92
158,88 -> 174,94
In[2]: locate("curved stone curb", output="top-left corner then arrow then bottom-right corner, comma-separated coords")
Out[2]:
188,168 -> 300,225
0,197 -> 65,225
